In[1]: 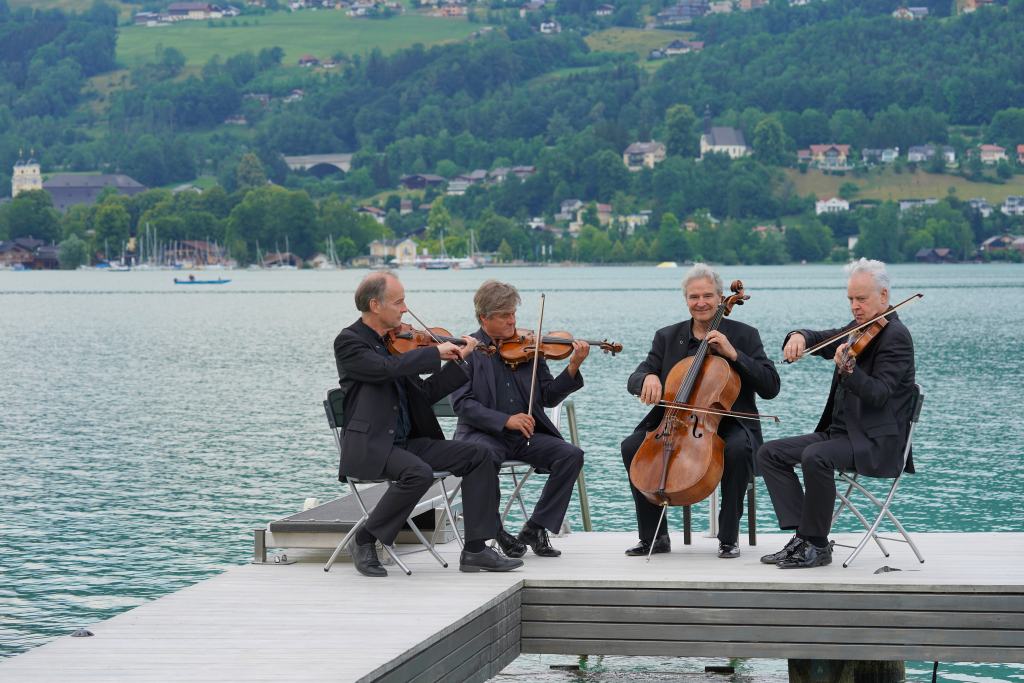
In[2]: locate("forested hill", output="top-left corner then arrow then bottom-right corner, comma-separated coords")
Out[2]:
2,0 -> 1024,268
653,0 -> 1024,126
0,1 -> 116,120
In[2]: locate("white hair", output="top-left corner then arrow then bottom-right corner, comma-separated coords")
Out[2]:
845,258 -> 890,292
682,262 -> 724,295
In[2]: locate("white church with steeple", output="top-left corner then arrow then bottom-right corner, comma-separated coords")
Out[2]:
12,151 -> 42,197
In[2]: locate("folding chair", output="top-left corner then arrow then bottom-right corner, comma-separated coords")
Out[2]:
322,388 -> 462,576
430,395 -> 540,528
831,383 -> 926,568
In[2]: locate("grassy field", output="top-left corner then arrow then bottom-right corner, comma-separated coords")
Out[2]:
785,168 -> 1024,204
585,27 -> 693,58
118,12 -> 477,67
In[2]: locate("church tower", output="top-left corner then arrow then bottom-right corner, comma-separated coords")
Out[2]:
12,150 -> 42,197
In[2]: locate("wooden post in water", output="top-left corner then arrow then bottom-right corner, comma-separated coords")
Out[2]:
788,659 -> 905,683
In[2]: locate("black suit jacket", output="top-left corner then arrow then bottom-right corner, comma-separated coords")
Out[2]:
333,318 -> 470,481
626,318 -> 780,451
451,328 -> 584,441
788,313 -> 916,477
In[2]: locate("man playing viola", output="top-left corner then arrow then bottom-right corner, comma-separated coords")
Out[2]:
621,264 -> 780,559
757,258 -> 916,569
451,280 -> 589,558
333,271 -> 523,576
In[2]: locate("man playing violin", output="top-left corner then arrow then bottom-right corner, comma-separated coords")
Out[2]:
621,264 -> 780,559
757,258 -> 916,569
333,271 -> 523,576
451,280 -> 589,558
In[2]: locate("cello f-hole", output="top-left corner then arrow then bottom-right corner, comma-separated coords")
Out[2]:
689,413 -> 703,438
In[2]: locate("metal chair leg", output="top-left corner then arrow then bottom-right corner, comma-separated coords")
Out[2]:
406,519 -> 448,568
379,544 -> 412,576
324,514 -> 367,573
437,478 -> 464,549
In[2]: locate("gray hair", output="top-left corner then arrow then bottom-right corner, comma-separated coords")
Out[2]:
682,262 -> 724,296
474,280 -> 521,321
354,271 -> 397,312
845,258 -> 890,292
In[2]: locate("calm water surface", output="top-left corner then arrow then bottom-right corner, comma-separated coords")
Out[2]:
1,264 -> 1022,681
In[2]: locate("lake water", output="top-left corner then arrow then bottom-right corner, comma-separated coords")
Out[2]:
1,264 -> 1022,681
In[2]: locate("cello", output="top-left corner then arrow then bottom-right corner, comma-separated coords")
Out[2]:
628,280 -> 753,511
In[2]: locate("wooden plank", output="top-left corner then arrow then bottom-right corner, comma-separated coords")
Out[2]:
522,622 -> 1024,648
521,605 -> 1023,630
521,587 -> 1024,612
521,638 -> 1024,662
401,606 -> 520,683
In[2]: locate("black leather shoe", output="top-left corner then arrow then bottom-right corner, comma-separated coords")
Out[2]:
353,541 -> 387,577
777,540 -> 833,569
459,547 -> 524,572
518,524 -> 561,557
759,535 -> 803,564
495,527 -> 527,558
625,535 -> 671,557
718,542 -> 740,558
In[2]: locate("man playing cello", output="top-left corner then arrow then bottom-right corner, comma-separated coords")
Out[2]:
757,258 -> 916,569
621,264 -> 780,558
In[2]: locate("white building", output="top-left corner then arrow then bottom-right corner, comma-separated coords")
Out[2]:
815,197 -> 849,215
11,155 -> 42,197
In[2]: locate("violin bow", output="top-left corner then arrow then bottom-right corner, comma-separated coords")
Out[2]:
525,293 -> 546,447
785,292 -> 923,364
654,399 -> 780,423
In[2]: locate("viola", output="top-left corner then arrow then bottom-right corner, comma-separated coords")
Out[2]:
495,329 -> 623,369
784,293 -> 923,365
384,323 -> 495,356
628,280 -> 750,508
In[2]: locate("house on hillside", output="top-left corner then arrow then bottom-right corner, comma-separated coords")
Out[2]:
623,142 -> 667,171
43,174 -> 146,212
892,6 -> 928,20
357,206 -> 387,224
297,54 -> 321,67
655,0 -> 709,25
167,2 -> 222,20
369,237 -> 417,266
1001,196 -> 1024,217
915,247 -> 953,263
803,144 -> 851,170
664,39 -> 703,55
906,144 -> 956,165
1017,145 -> 1024,166
539,21 -> 561,33
815,197 -> 849,215
898,198 -> 938,213
595,3 -> 613,15
861,147 -> 899,164
968,198 -> 993,218
977,144 -> 1007,165
399,174 -> 446,190
979,234 -> 1021,254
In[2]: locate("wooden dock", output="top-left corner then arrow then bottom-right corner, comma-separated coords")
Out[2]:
2,532 -> 1022,682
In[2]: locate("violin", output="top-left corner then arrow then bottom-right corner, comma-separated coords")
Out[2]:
837,316 -> 887,371
494,329 -> 623,369
384,323 -> 495,356
629,280 -> 750,508
785,293 -> 923,365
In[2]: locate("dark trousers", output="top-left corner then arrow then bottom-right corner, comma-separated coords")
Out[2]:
463,430 -> 584,534
756,432 -> 855,538
366,437 -> 498,545
621,421 -> 752,545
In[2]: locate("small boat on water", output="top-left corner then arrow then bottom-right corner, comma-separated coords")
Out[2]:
174,277 -> 231,285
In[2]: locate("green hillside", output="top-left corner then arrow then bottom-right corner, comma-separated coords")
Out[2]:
786,169 -> 1024,204
117,12 -> 477,66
